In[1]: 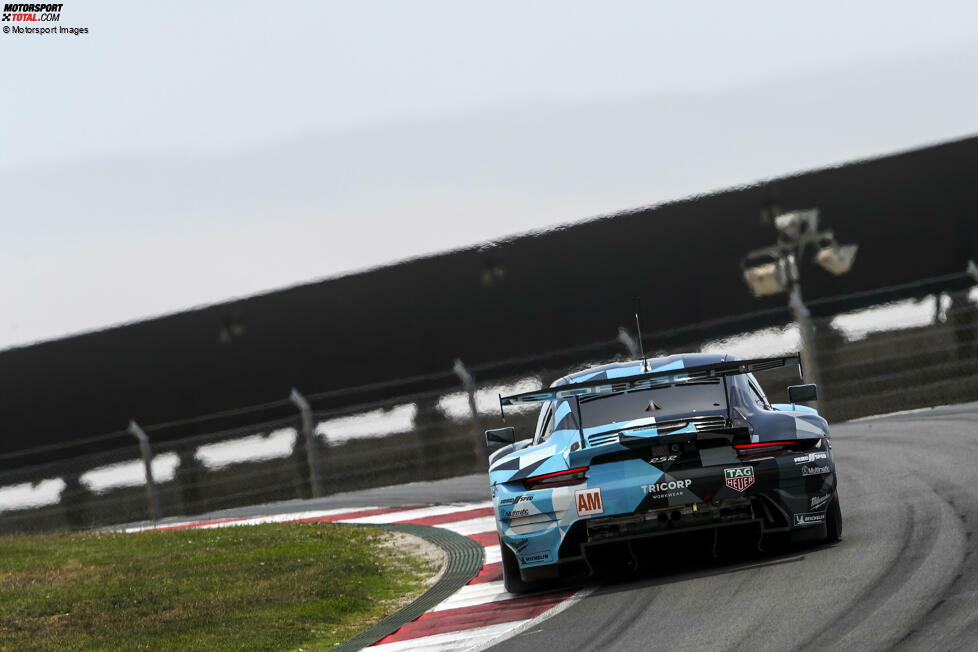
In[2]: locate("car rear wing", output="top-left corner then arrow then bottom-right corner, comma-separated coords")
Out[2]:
498,354 -> 802,411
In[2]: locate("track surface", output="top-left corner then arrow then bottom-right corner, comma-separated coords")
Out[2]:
143,403 -> 978,651
490,402 -> 978,652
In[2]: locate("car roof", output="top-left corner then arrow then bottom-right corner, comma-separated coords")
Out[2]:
553,352 -> 735,387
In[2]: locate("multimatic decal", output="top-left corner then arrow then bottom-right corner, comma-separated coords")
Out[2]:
794,512 -> 826,527
724,466 -> 755,492
802,464 -> 831,476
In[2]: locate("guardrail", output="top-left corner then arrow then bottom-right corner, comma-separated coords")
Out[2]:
2,282 -> 976,534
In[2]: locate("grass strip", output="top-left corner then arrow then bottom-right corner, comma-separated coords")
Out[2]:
0,522 -> 439,651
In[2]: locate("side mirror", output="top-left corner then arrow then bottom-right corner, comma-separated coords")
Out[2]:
485,426 -> 516,451
788,384 -> 818,403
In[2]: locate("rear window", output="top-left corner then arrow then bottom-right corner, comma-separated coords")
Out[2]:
579,381 -> 726,433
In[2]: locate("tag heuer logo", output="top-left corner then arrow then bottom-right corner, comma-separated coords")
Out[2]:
724,466 -> 755,492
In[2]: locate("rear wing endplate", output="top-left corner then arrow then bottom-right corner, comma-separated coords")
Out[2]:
499,354 -> 801,409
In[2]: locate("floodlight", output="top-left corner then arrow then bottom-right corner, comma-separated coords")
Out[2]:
743,262 -> 785,297
773,210 -> 819,240
815,243 -> 858,276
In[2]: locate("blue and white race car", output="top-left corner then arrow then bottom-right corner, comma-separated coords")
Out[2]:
485,353 -> 841,593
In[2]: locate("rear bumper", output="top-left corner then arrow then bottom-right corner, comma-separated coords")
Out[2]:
496,453 -> 836,574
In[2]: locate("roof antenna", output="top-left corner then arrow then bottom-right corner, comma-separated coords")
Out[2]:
633,297 -> 649,372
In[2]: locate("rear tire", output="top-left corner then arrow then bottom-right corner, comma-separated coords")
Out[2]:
825,491 -> 843,542
500,542 -> 537,594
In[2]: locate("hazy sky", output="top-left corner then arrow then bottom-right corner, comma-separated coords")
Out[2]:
1,1 -> 977,349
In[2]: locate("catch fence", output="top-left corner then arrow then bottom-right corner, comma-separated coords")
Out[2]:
2,283 -> 977,534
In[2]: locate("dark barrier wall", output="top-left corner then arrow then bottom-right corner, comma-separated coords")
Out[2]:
3,135 -> 977,460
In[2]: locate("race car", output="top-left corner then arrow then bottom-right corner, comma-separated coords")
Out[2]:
485,353 -> 841,593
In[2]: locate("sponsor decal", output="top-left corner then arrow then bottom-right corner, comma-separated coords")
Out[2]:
724,466 -> 755,492
794,512 -> 826,527
500,494 -> 532,505
650,454 -> 679,464
641,478 -> 693,496
503,508 -> 530,519
794,452 -> 828,465
520,551 -> 553,564
802,464 -> 831,476
810,494 -> 830,510
575,487 -> 604,516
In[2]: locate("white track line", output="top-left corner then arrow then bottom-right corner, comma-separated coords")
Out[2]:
342,502 -> 492,524
429,580 -> 512,612
439,516 -> 497,536
483,544 -> 501,565
126,502 -> 494,533
369,620 -> 530,652
847,404 -> 952,422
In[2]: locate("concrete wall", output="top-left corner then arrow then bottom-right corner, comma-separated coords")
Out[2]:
2,135 -> 977,462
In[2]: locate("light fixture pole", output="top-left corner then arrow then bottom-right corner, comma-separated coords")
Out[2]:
741,209 -> 858,407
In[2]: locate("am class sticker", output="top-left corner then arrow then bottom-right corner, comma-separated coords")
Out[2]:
575,487 -> 604,516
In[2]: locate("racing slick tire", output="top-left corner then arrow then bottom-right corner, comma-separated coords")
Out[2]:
500,541 -> 533,594
825,491 -> 843,542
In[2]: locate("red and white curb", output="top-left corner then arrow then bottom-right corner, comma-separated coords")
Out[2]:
125,502 -> 591,651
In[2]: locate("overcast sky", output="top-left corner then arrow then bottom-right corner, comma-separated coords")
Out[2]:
1,1 -> 976,350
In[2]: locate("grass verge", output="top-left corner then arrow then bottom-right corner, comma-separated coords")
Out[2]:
0,522 -> 440,651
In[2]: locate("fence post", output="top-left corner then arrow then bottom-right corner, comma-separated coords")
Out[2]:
453,359 -> 486,463
788,284 -> 821,411
60,473 -> 90,529
127,420 -> 160,522
290,388 -> 324,498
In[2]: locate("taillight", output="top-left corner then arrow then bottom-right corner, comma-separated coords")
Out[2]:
523,466 -> 588,490
733,440 -> 796,452
734,439 -> 818,458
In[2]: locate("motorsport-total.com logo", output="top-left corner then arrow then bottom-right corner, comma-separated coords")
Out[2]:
2,3 -> 62,22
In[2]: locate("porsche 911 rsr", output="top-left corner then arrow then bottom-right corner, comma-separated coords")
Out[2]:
485,353 -> 841,593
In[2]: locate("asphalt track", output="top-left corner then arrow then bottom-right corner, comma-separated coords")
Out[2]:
490,402 -> 978,652
153,402 -> 978,651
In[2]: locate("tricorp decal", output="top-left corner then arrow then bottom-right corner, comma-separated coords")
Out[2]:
641,478 -> 693,498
